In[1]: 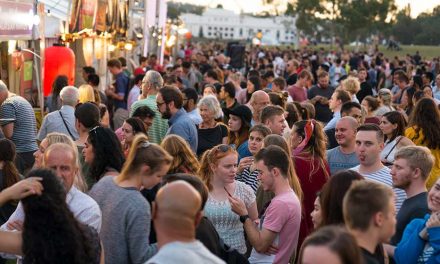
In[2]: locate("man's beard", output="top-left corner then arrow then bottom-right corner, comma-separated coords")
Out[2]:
161,106 -> 172,119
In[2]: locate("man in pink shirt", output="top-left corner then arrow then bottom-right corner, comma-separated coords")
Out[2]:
287,69 -> 312,102
229,145 -> 301,264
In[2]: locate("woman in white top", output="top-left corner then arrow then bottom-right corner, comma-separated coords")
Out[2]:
200,144 -> 258,254
379,111 -> 414,166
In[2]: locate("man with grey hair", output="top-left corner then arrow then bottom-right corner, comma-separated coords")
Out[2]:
0,80 -> 38,173
249,90 -> 270,126
37,86 -> 79,141
0,143 -> 102,261
130,70 -> 169,144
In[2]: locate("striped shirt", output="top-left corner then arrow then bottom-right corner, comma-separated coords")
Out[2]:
236,166 -> 260,193
130,95 -> 168,144
0,95 -> 38,153
350,165 -> 406,212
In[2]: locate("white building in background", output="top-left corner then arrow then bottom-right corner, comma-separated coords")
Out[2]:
180,8 -> 297,45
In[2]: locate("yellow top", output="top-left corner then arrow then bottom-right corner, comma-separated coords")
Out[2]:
405,126 -> 440,188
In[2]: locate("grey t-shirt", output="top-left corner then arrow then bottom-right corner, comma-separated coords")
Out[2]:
89,176 -> 156,264
326,147 -> 359,175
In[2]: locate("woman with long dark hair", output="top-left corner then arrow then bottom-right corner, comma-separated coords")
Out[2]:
290,119 -> 330,249
0,139 -> 21,225
379,111 -> 414,167
227,105 -> 253,160
245,76 -> 261,103
46,75 -> 68,113
83,127 -> 124,188
22,169 -> 101,264
406,98 -> 440,188
120,117 -> 148,156
319,170 -> 364,227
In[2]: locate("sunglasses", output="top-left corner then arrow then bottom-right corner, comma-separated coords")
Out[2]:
139,141 -> 152,149
214,144 -> 235,153
89,126 -> 100,135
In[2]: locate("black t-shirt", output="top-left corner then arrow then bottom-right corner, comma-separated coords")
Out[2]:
357,81 -> 373,103
196,217 -> 223,257
361,245 -> 385,264
391,192 -> 429,245
361,248 -> 380,264
307,85 -> 335,123
197,124 -> 228,156
286,73 -> 298,86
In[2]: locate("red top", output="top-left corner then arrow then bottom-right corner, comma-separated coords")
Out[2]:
293,153 -> 330,251
287,85 -> 307,102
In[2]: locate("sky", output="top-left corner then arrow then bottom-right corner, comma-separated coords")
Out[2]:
171,0 -> 440,18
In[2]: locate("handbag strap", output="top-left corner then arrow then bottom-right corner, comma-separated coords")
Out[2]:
384,136 -> 403,160
58,111 -> 75,140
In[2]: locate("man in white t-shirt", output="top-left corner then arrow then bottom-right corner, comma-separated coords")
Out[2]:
146,181 -> 224,264
350,124 -> 406,212
229,146 -> 301,264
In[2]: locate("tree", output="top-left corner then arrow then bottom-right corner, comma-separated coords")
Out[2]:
339,0 -> 397,42
284,0 -> 397,44
293,0 -> 327,35
391,5 -> 440,45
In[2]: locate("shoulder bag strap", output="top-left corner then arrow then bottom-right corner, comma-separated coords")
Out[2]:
58,111 -> 75,140
384,136 -> 403,160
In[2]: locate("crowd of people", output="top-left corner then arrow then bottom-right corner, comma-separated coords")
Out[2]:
0,42 -> 440,264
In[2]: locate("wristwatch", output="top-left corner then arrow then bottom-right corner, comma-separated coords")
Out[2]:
239,215 -> 250,223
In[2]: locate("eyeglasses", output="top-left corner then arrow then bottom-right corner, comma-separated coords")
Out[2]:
156,101 -> 166,107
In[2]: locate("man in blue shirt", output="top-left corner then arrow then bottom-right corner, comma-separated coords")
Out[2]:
105,58 -> 129,129
156,86 -> 198,153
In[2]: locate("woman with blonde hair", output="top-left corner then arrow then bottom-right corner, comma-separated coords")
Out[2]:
341,76 -> 361,103
200,144 -> 258,254
160,134 -> 200,174
376,88 -> 395,116
89,134 -> 172,263
78,84 -> 96,103
33,132 -> 88,192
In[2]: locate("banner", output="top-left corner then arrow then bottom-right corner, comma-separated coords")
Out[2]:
0,1 -> 34,40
